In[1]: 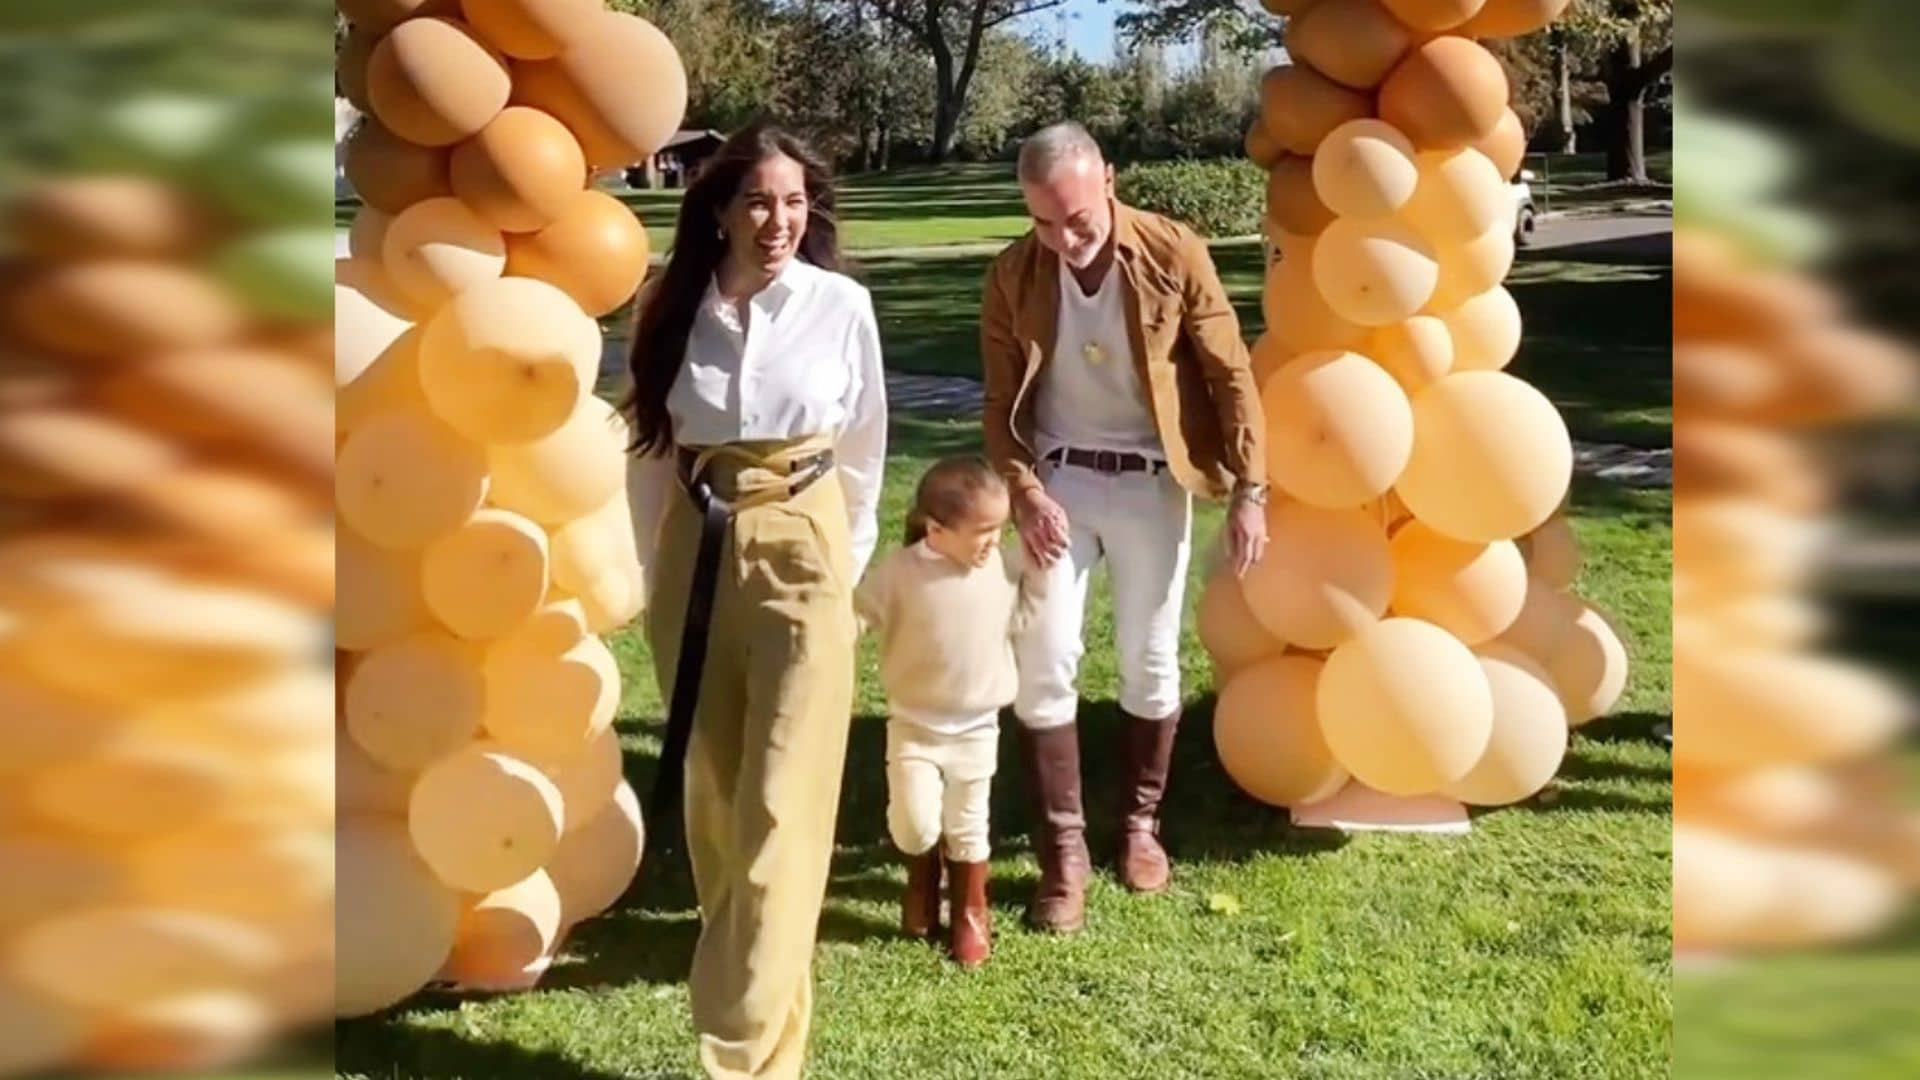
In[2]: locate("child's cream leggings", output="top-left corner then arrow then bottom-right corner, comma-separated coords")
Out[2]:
885,714 -> 999,864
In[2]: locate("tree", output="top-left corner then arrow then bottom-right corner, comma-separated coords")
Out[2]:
869,0 -> 1070,161
1561,0 -> 1672,181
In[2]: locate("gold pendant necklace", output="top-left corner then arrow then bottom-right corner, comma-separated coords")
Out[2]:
1082,342 -> 1107,366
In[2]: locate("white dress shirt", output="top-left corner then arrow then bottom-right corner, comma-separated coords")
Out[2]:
627,257 -> 888,584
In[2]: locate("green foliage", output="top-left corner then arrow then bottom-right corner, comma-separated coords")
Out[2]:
1115,158 -> 1265,237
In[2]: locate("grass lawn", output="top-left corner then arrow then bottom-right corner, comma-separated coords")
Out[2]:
335,404 -> 1671,1078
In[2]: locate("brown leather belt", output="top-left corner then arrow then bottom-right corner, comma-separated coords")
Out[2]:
1045,446 -> 1168,476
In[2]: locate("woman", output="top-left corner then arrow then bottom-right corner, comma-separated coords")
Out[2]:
625,124 -> 886,1080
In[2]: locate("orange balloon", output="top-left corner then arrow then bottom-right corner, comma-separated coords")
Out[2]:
1456,0 -> 1569,37
1379,36 -> 1510,150
338,26 -> 380,111
1544,604 -> 1628,726
1214,656 -> 1349,808
342,119 -> 452,215
339,0 -> 462,34
1381,0 -> 1487,31
1259,64 -> 1372,156
1388,520 -> 1527,644
1443,644 -> 1566,805
1441,284 -> 1522,371
1286,0 -> 1414,90
367,17 -> 511,147
1311,217 -> 1439,327
450,106 -> 587,233
1197,570 -> 1287,678
1266,155 -> 1334,238
461,0 -> 605,60
504,190 -> 652,317
1242,502 -> 1392,650
1396,371 -> 1571,542
514,13 -> 688,169
1261,0 -> 1326,12
1368,314 -> 1454,392
1519,514 -> 1579,589
1311,119 -> 1420,220
1249,332 -> 1292,390
1245,121 -> 1283,169
1263,350 -> 1414,508
1318,617 -> 1494,795
1473,108 -> 1528,180
1424,221 -> 1515,314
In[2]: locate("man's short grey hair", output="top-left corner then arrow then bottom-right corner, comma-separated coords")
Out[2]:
1017,122 -> 1105,184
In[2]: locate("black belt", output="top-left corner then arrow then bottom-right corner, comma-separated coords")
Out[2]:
1045,446 -> 1168,476
647,445 -> 837,829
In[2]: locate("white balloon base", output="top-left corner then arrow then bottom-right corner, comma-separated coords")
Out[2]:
1290,781 -> 1471,835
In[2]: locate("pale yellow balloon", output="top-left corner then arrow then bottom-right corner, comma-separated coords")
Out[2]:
547,778 -> 644,926
1544,603 -> 1628,726
1262,350 -> 1414,508
1213,655 -> 1348,807
1311,119 -> 1419,220
1396,372 -> 1572,542
421,507 -> 551,640
348,208 -> 393,261
130,823 -> 333,919
1312,217 -> 1439,327
576,563 -> 646,633
1367,315 -> 1454,393
344,630 -> 485,772
418,275 -> 602,444
527,723 -> 624,833
1264,239 -> 1370,353
442,868 -> 563,990
483,633 -> 619,759
1317,617 -> 1494,795
1493,576 -> 1583,663
1424,220 -> 1515,313
1674,496 -> 1822,595
28,737 -> 244,839
1196,569 -> 1286,678
487,395 -> 628,523
1672,825 -> 1778,951
336,409 -> 489,550
11,906 -> 276,1011
1401,148 -> 1510,246
1443,645 -> 1567,805
334,257 -> 416,391
0,973 -> 87,1078
337,327 -> 430,437
1388,520 -> 1527,644
1242,502 -> 1392,650
490,595 -> 593,656
549,487 -> 644,597
1519,514 -> 1580,589
1748,848 -> 1905,949
1674,646 -> 1906,772
336,724 -> 416,817
0,835 -> 124,934
1441,285 -> 1522,371
336,816 -> 462,1017
410,743 -> 565,892
337,524 -> 433,651
380,196 -> 507,310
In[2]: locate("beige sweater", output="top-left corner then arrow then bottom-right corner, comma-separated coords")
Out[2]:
854,541 -> 1044,730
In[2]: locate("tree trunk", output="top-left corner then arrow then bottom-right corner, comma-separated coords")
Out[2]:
1553,29 -> 1575,154
1604,33 -> 1648,183
932,95 -> 960,162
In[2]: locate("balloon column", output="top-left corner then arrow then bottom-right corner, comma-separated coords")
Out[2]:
335,0 -> 681,1016
1212,0 -> 1627,815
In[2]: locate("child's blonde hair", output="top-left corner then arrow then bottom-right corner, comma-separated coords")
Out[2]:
904,457 -> 1006,545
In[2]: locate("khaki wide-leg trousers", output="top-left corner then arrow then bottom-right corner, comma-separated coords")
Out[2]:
646,436 -> 856,1080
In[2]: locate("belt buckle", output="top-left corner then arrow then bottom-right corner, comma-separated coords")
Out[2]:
1094,449 -> 1121,475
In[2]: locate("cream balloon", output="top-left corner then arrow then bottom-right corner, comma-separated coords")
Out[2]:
549,486 -> 644,598
1311,217 -> 1439,327
335,817 -> 462,1017
1264,239 -> 1370,354
1493,576 -> 1583,663
337,328 -> 429,437
421,507 -> 551,640
335,408 -> 488,549
336,725 -> 415,817
1443,645 -> 1567,805
10,906 -> 275,1011
334,257 -> 414,391
1440,285 -> 1522,371
409,743 -> 565,892
487,396 -> 627,523
491,595 -> 593,656
337,523 -> 434,651
576,562 -> 646,634
1367,314 -> 1454,392
418,275 -> 602,444
1674,646 -> 1907,772
1519,514 -> 1579,589
1248,332 -> 1292,390
546,778 -> 645,926
130,823 -> 333,920
1317,617 -> 1494,795
1196,569 -> 1286,678
442,869 -> 563,990
1311,119 -> 1420,220
483,633 -> 620,759
344,630 -> 485,771
1425,220 -> 1515,314
1241,502 -> 1392,650
1388,520 -> 1527,644
1213,655 -> 1348,807
1473,108 -> 1528,181
1544,603 -> 1628,726
528,724 -> 624,834
27,738 -> 243,840
1401,148 -> 1510,245
380,196 -> 507,309
1395,372 -> 1572,542
1262,349 -> 1414,508
79,990 -> 271,1074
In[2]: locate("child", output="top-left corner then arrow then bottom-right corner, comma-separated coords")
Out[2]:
854,457 -> 1042,968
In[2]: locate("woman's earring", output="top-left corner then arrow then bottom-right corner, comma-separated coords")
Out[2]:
716,226 -> 727,242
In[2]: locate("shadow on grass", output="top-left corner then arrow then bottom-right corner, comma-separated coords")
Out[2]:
334,1015 -> 685,1080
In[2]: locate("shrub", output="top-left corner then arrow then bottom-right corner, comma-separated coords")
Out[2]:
1115,158 -> 1265,238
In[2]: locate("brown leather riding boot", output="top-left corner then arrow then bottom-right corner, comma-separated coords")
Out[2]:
946,857 -> 992,968
1016,720 -> 1090,933
901,849 -> 942,940
1117,708 -> 1180,893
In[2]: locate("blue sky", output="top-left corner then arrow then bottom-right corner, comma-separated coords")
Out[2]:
1055,0 -> 1122,61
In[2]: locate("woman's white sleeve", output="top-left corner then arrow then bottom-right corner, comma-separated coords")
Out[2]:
838,290 -> 888,579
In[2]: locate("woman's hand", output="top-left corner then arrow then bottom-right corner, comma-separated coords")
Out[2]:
1014,486 -> 1071,568
1223,496 -> 1268,577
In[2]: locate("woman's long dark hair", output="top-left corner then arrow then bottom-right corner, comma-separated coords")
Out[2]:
624,122 -> 842,456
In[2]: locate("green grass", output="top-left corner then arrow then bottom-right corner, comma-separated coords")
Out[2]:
335,411 -> 1671,1080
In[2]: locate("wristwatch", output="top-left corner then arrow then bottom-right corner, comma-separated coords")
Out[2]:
1232,482 -> 1270,507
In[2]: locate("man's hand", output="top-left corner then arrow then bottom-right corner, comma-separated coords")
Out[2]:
1223,495 -> 1268,577
1014,486 -> 1071,568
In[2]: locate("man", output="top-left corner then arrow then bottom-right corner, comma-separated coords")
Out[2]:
981,122 -> 1269,934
